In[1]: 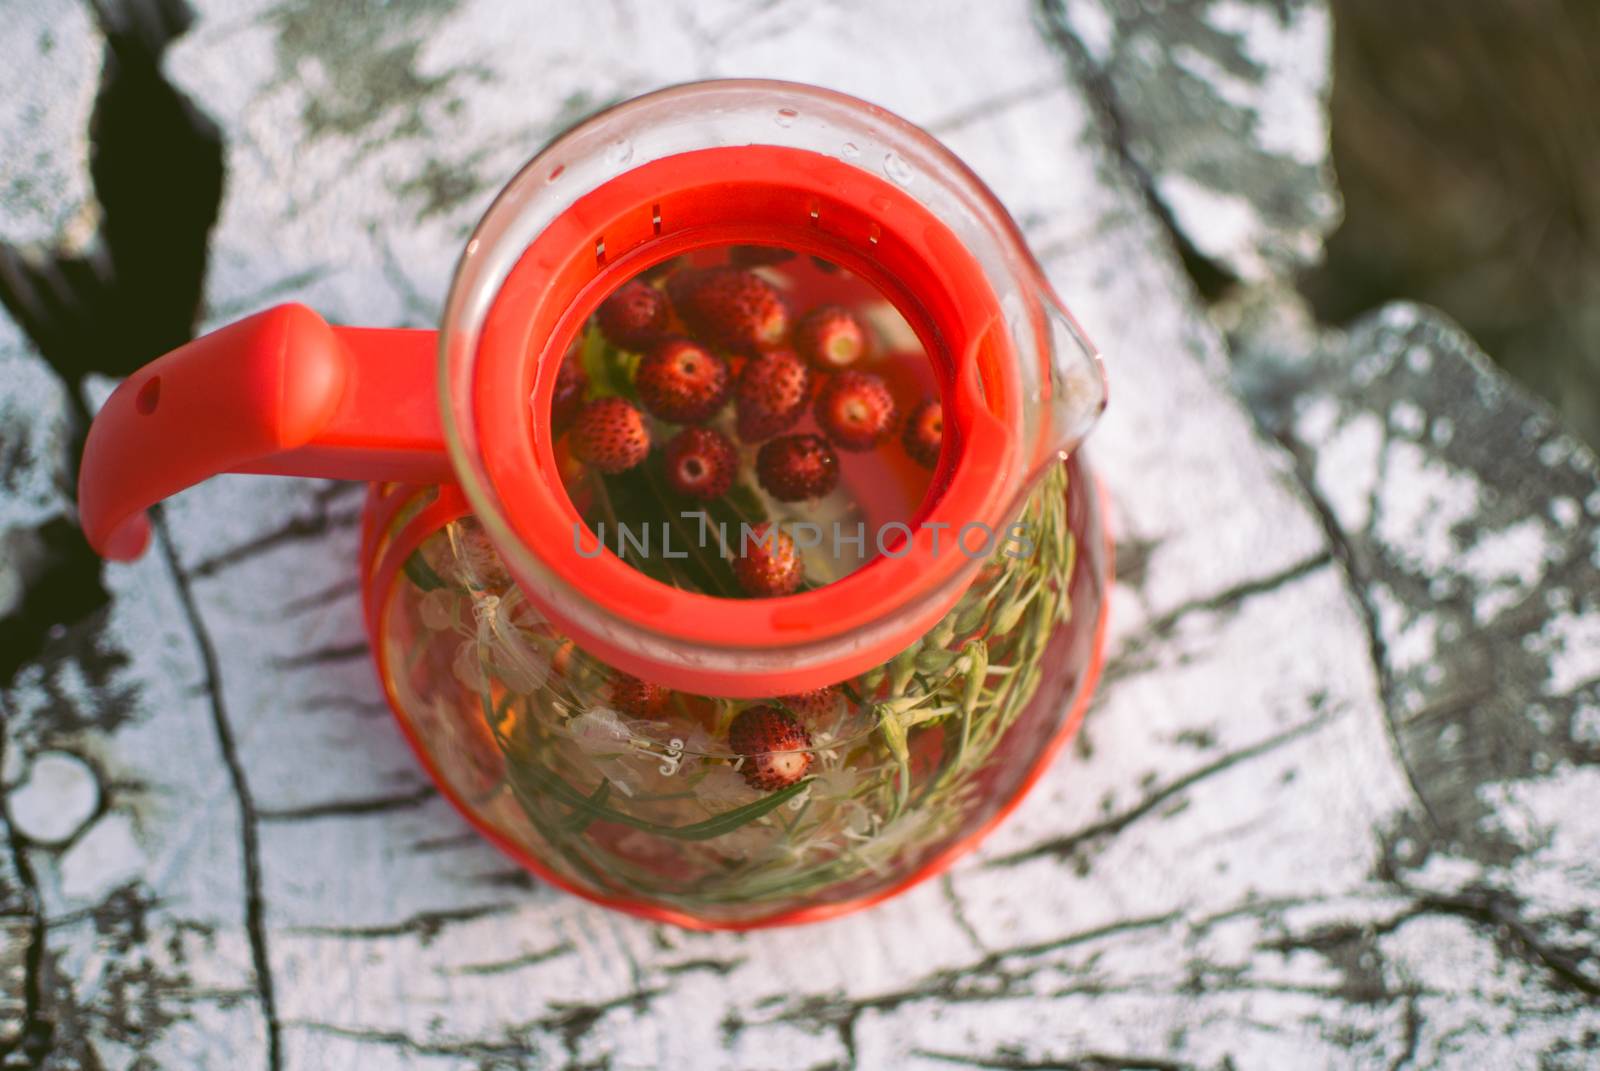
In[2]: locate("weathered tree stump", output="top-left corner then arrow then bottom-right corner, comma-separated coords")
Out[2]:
1,2 -> 1594,1068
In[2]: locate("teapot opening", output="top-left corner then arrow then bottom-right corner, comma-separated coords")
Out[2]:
549,238 -> 951,598
462,144 -> 1032,694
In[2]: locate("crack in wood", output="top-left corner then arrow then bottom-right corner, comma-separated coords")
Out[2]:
988,713 -> 1335,868
185,504 -> 363,580
1263,425 -> 1445,840
916,1049 -> 1192,1071
1033,0 -> 1239,301
539,985 -> 666,1066
732,913 -> 1185,1063
255,784 -> 438,822
151,513 -> 281,1071
283,1019 -> 537,1062
285,982 -> 668,1068
0,762 -> 49,1064
404,831 -> 482,855
276,575 -> 363,616
269,640 -> 373,670
1388,988 -> 1422,1071
658,956 -> 747,978
284,902 -> 518,944
1102,551 -> 1336,686
1140,552 -> 1334,641
925,76 -> 1065,136
940,873 -> 987,953
292,692 -> 393,720
446,941 -> 575,977
1261,876 -> 1600,1001
1396,885 -> 1600,998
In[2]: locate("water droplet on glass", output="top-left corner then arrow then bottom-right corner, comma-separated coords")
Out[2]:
883,152 -> 914,186
775,107 -> 798,128
841,141 -> 860,158
607,139 -> 633,166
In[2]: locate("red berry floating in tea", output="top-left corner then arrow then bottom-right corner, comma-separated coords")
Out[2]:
663,426 -> 737,500
756,433 -> 839,502
735,348 -> 812,442
596,279 -> 670,352
728,704 -> 815,790
569,397 -> 650,474
550,347 -> 588,434
902,397 -> 943,468
733,523 -> 804,597
609,674 -> 669,718
815,370 -> 897,451
635,338 -> 730,425
795,305 -> 866,369
778,686 -> 842,720
669,267 -> 789,352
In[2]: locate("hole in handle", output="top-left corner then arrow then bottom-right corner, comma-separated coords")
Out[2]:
136,376 -> 162,415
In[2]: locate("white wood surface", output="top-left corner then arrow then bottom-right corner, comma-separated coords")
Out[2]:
1,2 -> 1596,1068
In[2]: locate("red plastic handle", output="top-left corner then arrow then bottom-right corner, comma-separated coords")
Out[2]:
79,304 -> 449,561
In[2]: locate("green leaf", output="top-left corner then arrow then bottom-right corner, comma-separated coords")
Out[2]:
878,707 -> 910,767
403,551 -> 448,591
562,780 -> 611,832
960,639 -> 989,718
588,456 -> 752,598
579,326 -> 638,399
718,481 -> 770,528
507,754 -> 811,841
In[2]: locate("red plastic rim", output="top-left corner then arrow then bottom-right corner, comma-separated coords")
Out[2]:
471,145 -> 1028,697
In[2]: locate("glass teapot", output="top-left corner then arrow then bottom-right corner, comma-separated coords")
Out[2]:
77,81 -> 1109,929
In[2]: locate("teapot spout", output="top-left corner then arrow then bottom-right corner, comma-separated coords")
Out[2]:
1037,299 -> 1107,469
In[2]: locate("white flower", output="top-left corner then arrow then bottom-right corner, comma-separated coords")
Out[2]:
695,765 -> 760,806
474,593 -> 550,694
565,708 -> 633,752
811,766 -> 859,800
452,640 -> 488,690
852,809 -> 939,873
841,802 -> 874,837
449,522 -> 512,591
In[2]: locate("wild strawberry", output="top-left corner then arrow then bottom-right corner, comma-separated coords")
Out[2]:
815,370 -> 897,451
728,704 -> 814,790
550,347 -> 588,433
733,523 -> 804,597
635,338 -> 730,424
902,396 -> 943,468
778,686 -> 841,720
610,674 -> 669,718
596,279 -> 669,351
735,349 -> 812,441
729,245 -> 797,268
794,306 -> 866,369
756,434 -> 839,502
663,426 -> 737,500
668,267 -> 789,352
569,397 -> 650,474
